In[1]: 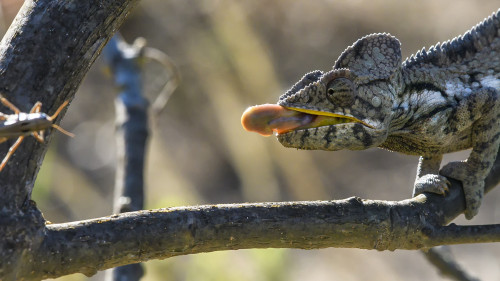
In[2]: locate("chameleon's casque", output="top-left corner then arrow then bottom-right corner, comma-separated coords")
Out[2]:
242,9 -> 500,220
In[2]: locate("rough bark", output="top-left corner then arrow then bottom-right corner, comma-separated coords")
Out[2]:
27,167 -> 500,279
19,148 -> 496,280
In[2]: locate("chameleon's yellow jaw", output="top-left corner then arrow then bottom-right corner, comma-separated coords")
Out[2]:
241,104 -> 372,137
284,107 -> 375,130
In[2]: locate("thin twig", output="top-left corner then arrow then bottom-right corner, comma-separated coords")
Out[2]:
422,247 -> 479,281
143,46 -> 181,117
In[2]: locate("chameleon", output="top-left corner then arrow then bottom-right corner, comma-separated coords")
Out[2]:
241,9 -> 500,219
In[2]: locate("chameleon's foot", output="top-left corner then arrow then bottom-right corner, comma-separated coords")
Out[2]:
413,174 -> 450,197
441,161 -> 484,220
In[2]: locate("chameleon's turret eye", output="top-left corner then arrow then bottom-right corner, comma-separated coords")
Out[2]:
326,77 -> 355,107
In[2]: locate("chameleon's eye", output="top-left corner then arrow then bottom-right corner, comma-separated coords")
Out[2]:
326,78 -> 355,107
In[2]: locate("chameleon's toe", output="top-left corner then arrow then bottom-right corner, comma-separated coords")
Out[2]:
441,161 -> 484,220
463,190 -> 482,219
413,174 -> 450,197
461,180 -> 484,219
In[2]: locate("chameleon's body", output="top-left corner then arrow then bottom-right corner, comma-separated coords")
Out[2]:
242,9 -> 500,219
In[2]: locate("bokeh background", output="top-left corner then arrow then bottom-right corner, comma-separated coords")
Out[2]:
1,0 -> 499,280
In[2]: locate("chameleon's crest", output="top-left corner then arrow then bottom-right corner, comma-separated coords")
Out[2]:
334,33 -> 402,81
279,70 -> 324,102
279,69 -> 356,114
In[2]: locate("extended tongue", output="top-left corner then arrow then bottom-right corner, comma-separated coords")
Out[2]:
241,104 -> 313,136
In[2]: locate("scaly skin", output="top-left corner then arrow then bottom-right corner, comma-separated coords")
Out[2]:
275,9 -> 500,219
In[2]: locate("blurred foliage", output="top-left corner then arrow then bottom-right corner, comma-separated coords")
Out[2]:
1,0 -> 500,280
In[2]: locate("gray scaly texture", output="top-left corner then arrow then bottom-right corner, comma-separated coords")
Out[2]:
276,9 -> 500,219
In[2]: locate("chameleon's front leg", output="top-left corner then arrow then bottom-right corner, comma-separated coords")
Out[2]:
441,88 -> 500,219
413,155 -> 450,197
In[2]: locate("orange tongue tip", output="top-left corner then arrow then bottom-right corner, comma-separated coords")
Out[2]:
241,104 -> 308,136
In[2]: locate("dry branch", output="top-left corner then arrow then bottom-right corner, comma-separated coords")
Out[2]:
13,148 -> 497,279
24,164 -> 500,279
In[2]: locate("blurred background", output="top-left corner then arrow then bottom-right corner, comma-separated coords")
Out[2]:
1,0 -> 499,280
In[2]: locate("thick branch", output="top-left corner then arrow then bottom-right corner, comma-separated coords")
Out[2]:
27,197 -> 496,278
33,198 -> 423,279
16,147 -> 497,280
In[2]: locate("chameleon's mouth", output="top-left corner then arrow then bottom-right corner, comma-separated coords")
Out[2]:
284,107 -> 374,131
241,104 -> 372,136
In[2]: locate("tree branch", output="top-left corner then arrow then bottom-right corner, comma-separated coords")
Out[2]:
31,198 -> 426,279
21,187 -> 495,278
422,247 -> 479,281
13,147 -> 495,279
429,224 -> 500,245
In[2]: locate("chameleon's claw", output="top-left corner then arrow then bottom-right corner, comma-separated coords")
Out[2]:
413,174 -> 450,197
443,180 -> 450,193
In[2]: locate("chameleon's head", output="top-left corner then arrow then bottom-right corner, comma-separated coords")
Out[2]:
275,33 -> 402,151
